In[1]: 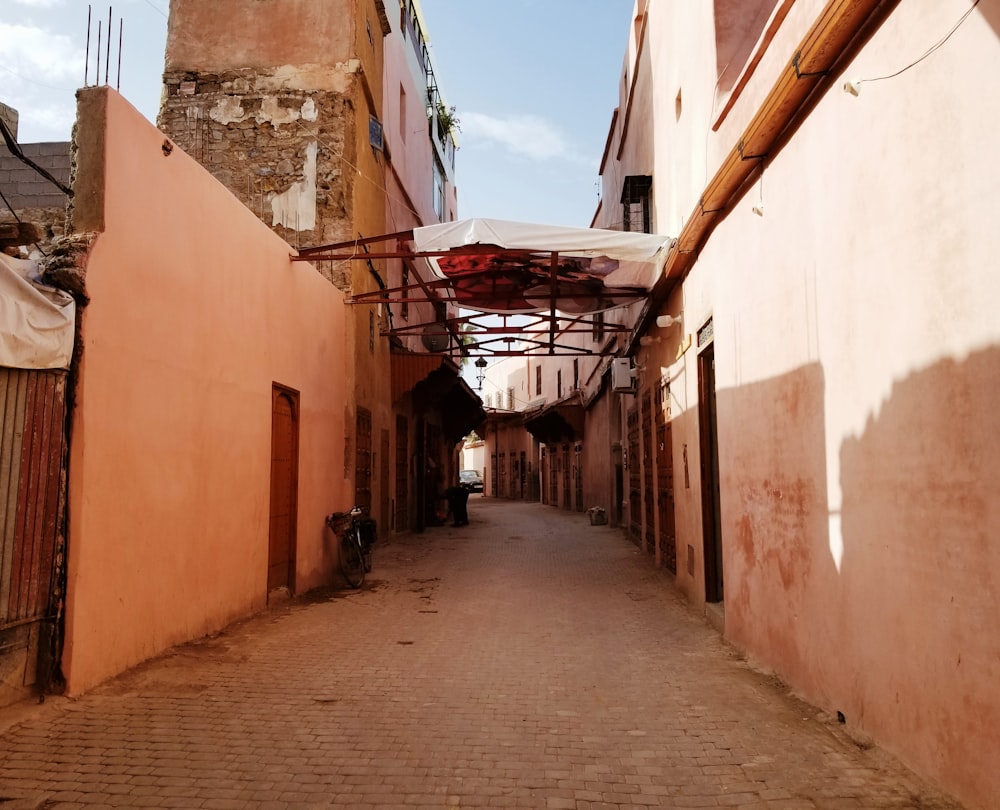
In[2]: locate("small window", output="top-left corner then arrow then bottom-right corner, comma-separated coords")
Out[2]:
369,116 -> 384,151
400,262 -> 410,321
369,311 -> 375,352
593,311 -> 605,343
432,157 -> 446,220
622,175 -> 652,233
507,388 -> 515,410
573,359 -> 579,390
557,370 -> 563,398
535,365 -> 542,395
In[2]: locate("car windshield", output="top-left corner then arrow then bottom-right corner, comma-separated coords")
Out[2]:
460,471 -> 480,482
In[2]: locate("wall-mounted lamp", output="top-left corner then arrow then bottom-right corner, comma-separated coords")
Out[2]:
656,314 -> 683,329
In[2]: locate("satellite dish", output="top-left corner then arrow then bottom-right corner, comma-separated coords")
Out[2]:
422,325 -> 450,353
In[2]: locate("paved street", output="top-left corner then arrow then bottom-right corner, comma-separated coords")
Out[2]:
0,498 -> 961,809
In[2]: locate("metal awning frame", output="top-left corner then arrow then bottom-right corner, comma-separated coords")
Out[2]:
293,229 -> 651,358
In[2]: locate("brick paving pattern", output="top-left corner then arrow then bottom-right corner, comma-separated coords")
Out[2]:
0,498 -> 962,809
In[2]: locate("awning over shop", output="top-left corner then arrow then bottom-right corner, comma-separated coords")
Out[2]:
390,351 -> 485,442
390,352 -> 451,403
523,397 -> 585,445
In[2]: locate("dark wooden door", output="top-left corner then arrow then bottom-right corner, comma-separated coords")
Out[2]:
627,404 -> 641,544
394,415 -> 408,532
379,428 -> 389,536
561,446 -> 571,510
573,444 -> 583,512
699,344 -> 724,602
641,388 -> 655,552
268,386 -> 299,593
355,408 -> 372,514
655,381 -> 677,573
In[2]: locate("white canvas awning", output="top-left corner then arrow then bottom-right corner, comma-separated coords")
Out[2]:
294,218 -> 676,355
409,218 -> 673,314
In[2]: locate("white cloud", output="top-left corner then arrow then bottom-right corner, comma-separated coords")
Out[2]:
12,0 -> 65,7
461,111 -> 593,166
0,23 -> 82,85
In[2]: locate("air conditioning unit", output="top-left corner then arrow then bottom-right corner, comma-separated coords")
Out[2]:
611,357 -> 637,394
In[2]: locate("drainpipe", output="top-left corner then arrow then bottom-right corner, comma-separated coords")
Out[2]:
628,0 -> 899,351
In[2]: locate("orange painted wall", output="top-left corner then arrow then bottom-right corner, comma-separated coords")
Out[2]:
165,0 -> 355,73
63,89 -> 352,695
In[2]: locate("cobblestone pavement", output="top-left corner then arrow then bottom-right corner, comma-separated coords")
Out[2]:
0,498 -> 963,809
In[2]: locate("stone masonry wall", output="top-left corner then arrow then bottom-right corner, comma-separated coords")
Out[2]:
159,69 -> 356,290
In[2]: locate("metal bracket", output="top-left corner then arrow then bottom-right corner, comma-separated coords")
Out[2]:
793,51 -> 829,79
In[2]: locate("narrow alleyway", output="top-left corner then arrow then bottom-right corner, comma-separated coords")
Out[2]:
0,499 -> 960,809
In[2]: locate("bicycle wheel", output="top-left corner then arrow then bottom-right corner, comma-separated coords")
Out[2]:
339,529 -> 366,588
362,541 -> 373,574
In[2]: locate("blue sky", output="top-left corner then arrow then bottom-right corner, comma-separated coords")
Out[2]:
3,0 -> 634,229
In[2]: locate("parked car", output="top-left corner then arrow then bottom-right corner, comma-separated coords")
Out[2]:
458,470 -> 484,493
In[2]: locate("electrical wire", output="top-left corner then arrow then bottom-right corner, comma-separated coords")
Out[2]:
862,0 -> 980,85
141,0 -> 169,18
0,63 -> 76,92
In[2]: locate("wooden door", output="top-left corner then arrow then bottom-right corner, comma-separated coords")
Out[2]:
394,415 -> 408,532
355,408 -> 372,514
268,386 -> 299,593
641,388 -> 655,553
626,404 -> 641,544
561,446 -> 571,510
699,342 -> 724,602
379,428 -> 389,536
573,444 -> 583,512
655,381 -> 677,573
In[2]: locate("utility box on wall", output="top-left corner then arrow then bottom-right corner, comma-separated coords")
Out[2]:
611,357 -> 636,394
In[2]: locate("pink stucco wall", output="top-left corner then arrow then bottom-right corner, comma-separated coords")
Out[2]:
64,89 -> 352,695
601,2 -> 1000,806
691,6 -> 1000,806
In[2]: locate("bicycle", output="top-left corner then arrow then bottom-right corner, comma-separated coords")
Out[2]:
326,506 -> 375,588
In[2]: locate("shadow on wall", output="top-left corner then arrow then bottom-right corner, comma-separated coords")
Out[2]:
978,1 -> 1000,42
838,346 -> 1000,809
718,349 -> 1000,810
718,361 -> 836,701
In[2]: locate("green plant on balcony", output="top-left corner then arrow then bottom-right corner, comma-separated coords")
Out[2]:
435,103 -> 460,135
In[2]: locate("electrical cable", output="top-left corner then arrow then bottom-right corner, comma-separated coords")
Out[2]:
862,0 -> 980,85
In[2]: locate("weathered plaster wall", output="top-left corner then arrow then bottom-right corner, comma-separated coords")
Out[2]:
639,2 -> 1000,807
164,0 -> 355,73
159,70 -> 353,280
160,0 -> 394,538
63,89 -> 352,696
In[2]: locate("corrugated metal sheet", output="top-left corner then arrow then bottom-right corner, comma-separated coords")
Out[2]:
0,368 -> 66,631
